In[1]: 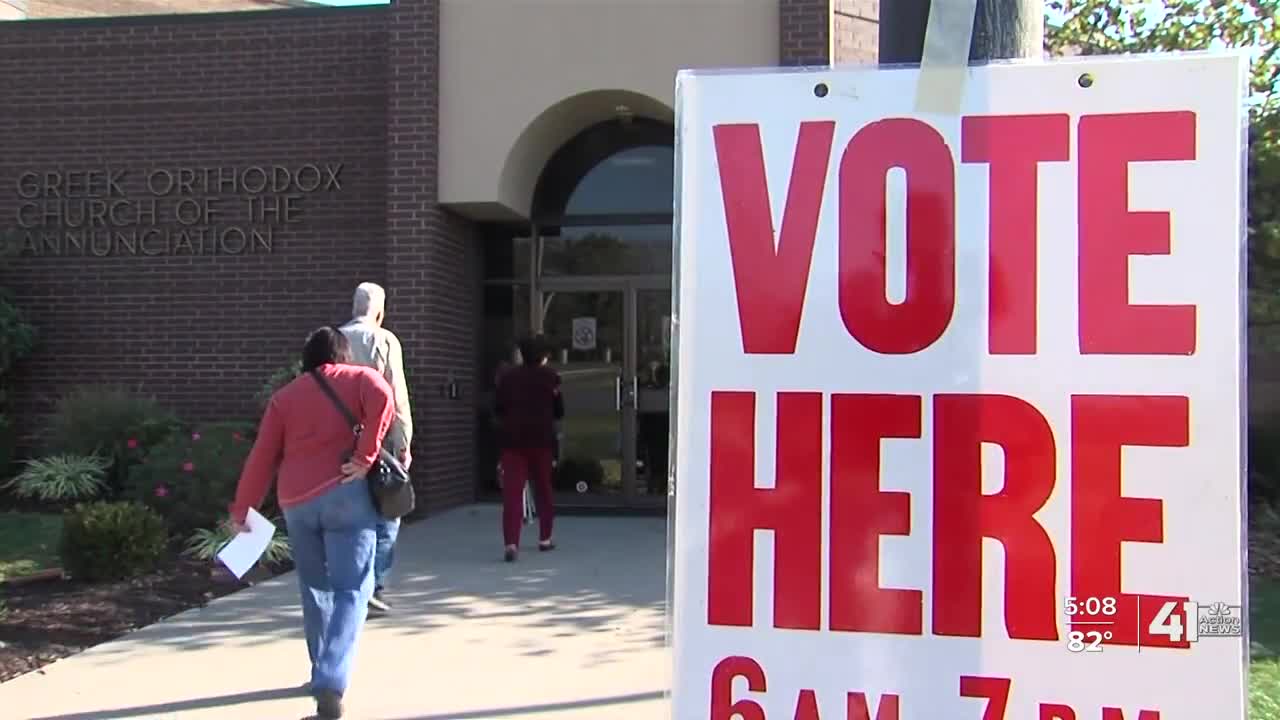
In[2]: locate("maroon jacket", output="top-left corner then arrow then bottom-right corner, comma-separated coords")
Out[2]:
495,364 -> 564,449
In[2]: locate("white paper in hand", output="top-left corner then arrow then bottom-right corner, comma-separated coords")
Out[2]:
217,508 -> 277,579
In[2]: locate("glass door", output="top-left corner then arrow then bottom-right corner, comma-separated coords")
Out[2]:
539,288 -> 628,501
536,276 -> 671,507
633,287 -> 672,500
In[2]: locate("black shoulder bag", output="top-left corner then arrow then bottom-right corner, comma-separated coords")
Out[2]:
310,370 -> 415,520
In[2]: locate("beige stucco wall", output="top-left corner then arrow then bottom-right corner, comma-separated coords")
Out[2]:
834,0 -> 878,64
438,0 -> 780,220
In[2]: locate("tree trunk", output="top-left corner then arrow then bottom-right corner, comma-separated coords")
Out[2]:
879,0 -> 1044,64
971,0 -> 1044,61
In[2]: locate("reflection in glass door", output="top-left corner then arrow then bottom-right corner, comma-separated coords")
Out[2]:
540,290 -> 626,500
634,288 -> 672,498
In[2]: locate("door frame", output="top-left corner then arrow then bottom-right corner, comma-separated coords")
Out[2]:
536,274 -> 671,507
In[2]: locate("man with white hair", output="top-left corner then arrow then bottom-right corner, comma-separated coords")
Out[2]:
340,282 -> 413,616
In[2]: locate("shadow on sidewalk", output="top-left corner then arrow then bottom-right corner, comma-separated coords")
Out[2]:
79,508 -> 668,668
25,684 -> 307,720
386,689 -> 667,719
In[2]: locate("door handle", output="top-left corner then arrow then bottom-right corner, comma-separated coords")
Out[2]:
615,374 -> 621,412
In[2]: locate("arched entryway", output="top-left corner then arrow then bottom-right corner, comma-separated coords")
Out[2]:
479,113 -> 674,509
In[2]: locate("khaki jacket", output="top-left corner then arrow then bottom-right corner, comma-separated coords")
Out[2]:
339,318 -> 413,457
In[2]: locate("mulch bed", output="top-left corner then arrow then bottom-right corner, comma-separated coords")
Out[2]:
0,557 -> 285,684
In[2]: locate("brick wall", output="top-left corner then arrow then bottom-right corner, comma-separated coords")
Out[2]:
0,8 -> 389,437
384,0 -> 480,514
780,0 -> 830,65
834,0 -> 878,64
0,0 -> 831,516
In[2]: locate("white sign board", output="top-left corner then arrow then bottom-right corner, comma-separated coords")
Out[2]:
670,54 -> 1248,719
572,316 -> 597,351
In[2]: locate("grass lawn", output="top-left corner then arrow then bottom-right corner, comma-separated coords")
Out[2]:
1253,577 -> 1280,719
0,512 -> 62,582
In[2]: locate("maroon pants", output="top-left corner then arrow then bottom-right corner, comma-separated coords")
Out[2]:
500,446 -> 555,547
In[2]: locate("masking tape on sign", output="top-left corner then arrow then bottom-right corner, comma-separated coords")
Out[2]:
915,0 -> 979,114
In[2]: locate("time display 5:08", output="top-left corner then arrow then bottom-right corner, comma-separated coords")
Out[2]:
1064,596 -> 1118,617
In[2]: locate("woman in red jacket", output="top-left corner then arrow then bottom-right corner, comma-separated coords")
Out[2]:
228,327 -> 395,720
494,335 -> 564,561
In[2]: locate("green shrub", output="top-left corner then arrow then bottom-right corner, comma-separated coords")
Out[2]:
0,411 -> 15,480
184,523 -> 291,566
126,423 -> 259,535
3,454 -> 109,503
1253,421 -> 1280,508
256,359 -> 302,412
60,501 -> 168,582
555,456 -> 604,493
0,290 -> 36,480
0,289 -> 36,378
44,386 -> 179,494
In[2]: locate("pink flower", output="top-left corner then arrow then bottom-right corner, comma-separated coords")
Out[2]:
154,485 -> 169,498
191,432 -> 202,441
126,438 -> 139,449
182,461 -> 195,473
232,432 -> 243,442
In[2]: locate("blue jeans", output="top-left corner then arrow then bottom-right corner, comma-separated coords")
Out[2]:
284,478 -> 379,695
374,518 -> 400,592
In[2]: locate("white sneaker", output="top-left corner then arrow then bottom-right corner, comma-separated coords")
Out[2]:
368,591 -> 391,615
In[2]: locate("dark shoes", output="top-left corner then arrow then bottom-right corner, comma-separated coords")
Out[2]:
368,589 -> 391,616
316,689 -> 344,719
505,540 -> 555,561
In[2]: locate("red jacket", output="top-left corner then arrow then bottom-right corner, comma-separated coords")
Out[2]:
495,363 -> 564,449
230,363 -> 395,524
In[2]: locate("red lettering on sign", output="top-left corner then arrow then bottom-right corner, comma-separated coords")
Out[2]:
962,114 -> 1071,355
848,692 -> 901,720
710,656 -> 766,720
932,394 -> 1059,640
714,112 -> 1204,359
839,119 -> 956,354
707,390 -> 1193,648
1102,709 -> 1161,720
960,676 -> 1012,720
795,689 -> 822,719
1041,705 -> 1076,720
830,394 -> 923,635
713,122 -> 835,355
707,657 -> 907,719
1078,111 -> 1198,355
1071,394 -> 1190,648
708,391 -> 823,630
1038,704 -> 1163,719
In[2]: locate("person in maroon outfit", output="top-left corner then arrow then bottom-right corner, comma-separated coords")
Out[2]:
494,336 -> 564,561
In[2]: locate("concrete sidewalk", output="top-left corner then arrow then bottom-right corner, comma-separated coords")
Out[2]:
0,504 -> 671,720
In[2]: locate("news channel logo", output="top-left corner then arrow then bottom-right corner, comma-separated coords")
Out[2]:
1066,599 -> 1243,652
1149,600 -> 1245,642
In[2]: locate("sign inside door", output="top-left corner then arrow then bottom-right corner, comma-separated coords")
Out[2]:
571,316 -> 597,351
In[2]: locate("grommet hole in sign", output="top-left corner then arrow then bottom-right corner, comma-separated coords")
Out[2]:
1078,72 -> 1095,89
813,82 -> 829,98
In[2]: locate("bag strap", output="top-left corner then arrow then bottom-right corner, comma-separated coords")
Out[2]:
310,369 -> 362,438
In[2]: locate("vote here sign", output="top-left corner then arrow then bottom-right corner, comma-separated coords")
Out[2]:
669,53 -> 1249,719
